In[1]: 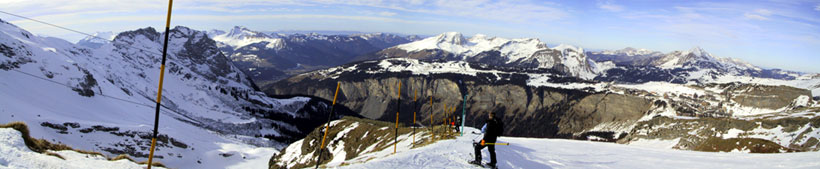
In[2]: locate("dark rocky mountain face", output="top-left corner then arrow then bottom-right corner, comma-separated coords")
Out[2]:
265,58 -> 815,144
263,59 -> 649,138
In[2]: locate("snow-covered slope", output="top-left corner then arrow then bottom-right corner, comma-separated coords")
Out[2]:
281,126 -> 820,169
0,18 -> 350,169
0,128 -> 167,169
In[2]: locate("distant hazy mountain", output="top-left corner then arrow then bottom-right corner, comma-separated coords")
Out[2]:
588,47 -> 802,83
76,31 -> 116,48
208,26 -> 420,85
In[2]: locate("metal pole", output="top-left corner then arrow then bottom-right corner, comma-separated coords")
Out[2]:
461,94 -> 468,136
147,1 -> 173,168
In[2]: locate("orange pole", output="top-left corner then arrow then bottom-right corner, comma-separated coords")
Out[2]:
443,103 -> 446,137
413,89 -> 417,145
319,83 -> 340,149
394,82 -> 400,154
430,95 -> 433,141
315,82 -> 341,169
147,1 -> 174,168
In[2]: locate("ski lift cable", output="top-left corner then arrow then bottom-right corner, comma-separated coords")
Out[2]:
0,10 -> 174,59
9,69 -> 154,108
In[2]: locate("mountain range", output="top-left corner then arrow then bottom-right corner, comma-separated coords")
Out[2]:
0,19 -> 359,169
2,18 -> 819,169
206,26 -> 420,85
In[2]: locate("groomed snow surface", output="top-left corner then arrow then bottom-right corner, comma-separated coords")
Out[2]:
338,128 -> 820,169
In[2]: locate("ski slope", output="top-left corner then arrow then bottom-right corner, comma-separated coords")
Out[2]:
339,128 -> 820,169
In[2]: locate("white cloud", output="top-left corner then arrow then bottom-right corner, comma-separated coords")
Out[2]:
744,13 -> 768,20
598,1 -> 623,12
744,9 -> 772,20
311,0 -> 570,22
815,4 -> 820,11
754,9 -> 772,15
378,11 -> 397,17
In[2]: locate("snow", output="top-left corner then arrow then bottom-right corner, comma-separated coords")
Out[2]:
793,95 -> 810,107
626,138 -> 681,149
724,128 -> 746,138
725,102 -> 788,117
593,61 -> 616,75
526,74 -> 605,91
337,127 -> 820,169
211,26 -> 283,49
0,128 -> 165,169
616,82 -> 707,96
597,47 -> 661,56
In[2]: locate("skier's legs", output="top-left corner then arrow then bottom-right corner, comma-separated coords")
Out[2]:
473,143 -> 485,162
488,145 -> 496,165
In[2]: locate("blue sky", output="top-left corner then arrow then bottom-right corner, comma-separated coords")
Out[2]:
2,0 -> 819,72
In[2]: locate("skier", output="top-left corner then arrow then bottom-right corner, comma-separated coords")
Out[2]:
454,115 -> 461,133
469,112 -> 503,169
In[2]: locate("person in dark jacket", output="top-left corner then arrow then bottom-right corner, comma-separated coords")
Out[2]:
470,112 -> 503,168
454,115 -> 462,133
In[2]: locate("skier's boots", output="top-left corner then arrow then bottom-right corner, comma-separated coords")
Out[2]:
468,160 -> 482,166
486,163 -> 498,169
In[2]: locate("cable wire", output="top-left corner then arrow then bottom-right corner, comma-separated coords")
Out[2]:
9,69 -> 154,108
0,10 -> 169,58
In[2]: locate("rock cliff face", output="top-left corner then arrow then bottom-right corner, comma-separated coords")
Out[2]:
266,69 -> 652,138
266,58 -> 819,154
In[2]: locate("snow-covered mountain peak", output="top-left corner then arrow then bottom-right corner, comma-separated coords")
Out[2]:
395,32 -> 546,57
353,32 -> 387,40
599,47 -> 662,56
76,31 -> 116,49
224,26 -> 272,39
552,44 -> 584,54
469,34 -> 488,41
211,26 -> 282,49
388,32 -> 595,79
682,46 -> 712,59
433,32 -> 466,45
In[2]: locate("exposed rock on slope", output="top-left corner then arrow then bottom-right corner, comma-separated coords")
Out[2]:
266,59 -> 653,138
269,116 -> 444,169
266,58 -> 818,152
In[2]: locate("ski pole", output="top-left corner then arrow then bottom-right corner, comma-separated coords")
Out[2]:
480,140 -> 510,146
